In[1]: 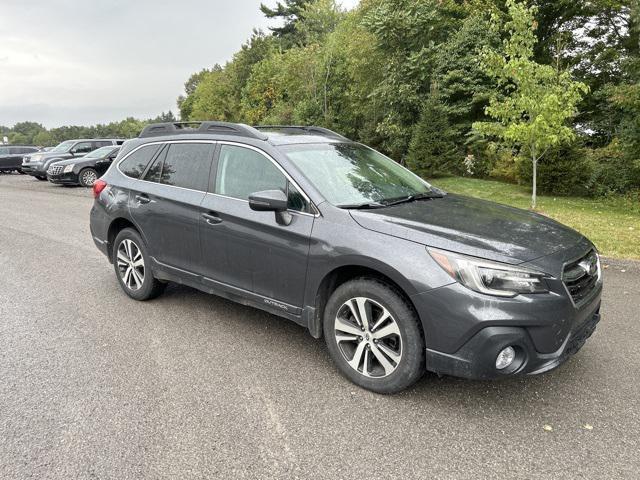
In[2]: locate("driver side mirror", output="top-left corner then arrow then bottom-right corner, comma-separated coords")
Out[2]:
249,189 -> 291,225
249,190 -> 288,212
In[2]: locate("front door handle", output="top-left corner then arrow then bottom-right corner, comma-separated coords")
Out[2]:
135,193 -> 151,204
202,212 -> 223,225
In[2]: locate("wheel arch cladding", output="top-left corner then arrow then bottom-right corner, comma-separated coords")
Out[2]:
107,218 -> 139,261
310,264 -> 423,341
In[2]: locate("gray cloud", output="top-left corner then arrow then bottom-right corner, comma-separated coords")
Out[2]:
0,0 -> 358,128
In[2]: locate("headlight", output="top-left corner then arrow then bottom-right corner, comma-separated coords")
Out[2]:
63,165 -> 74,173
428,247 -> 549,297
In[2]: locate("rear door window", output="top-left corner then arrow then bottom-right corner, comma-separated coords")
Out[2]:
119,144 -> 162,179
157,143 -> 214,191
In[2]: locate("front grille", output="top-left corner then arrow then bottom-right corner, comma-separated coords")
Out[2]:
48,165 -> 63,175
563,250 -> 600,306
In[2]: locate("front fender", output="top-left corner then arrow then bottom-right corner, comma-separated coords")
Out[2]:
43,157 -> 66,169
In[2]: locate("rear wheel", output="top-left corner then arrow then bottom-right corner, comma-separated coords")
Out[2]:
112,228 -> 166,301
323,278 -> 425,394
78,168 -> 98,187
35,176 -> 47,181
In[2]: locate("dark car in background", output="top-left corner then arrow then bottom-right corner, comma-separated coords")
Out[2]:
48,145 -> 121,187
90,122 -> 602,394
22,138 -> 124,180
0,145 -> 40,173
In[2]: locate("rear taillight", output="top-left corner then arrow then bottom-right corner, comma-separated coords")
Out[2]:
93,179 -> 107,198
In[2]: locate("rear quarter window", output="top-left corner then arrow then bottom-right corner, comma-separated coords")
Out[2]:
119,144 -> 161,179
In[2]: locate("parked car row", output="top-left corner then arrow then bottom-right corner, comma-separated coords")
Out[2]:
17,138 -> 125,186
0,145 -> 41,173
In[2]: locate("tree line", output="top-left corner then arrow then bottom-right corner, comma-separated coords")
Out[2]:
2,0 -> 636,201
177,0 -> 638,199
0,112 -> 177,149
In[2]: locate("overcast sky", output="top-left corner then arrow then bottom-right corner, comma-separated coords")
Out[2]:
0,0 -> 359,128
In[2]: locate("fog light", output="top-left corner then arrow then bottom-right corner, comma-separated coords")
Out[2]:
496,346 -> 516,370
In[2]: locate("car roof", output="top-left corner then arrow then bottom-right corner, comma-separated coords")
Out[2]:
136,122 -> 351,147
59,138 -> 125,142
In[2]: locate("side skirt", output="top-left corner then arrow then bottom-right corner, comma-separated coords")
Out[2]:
150,257 -> 307,328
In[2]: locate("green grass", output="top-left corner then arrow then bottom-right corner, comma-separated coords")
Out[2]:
431,177 -> 640,260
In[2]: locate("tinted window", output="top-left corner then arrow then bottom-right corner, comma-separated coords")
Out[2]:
119,144 -> 161,178
215,145 -> 311,212
287,183 -> 310,213
142,146 -> 167,184
71,142 -> 93,154
8,147 -> 21,154
158,143 -> 213,191
95,141 -> 113,148
215,145 -> 286,200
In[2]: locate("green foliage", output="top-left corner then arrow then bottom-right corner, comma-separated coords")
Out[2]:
5,0 -> 637,201
516,143 -> 594,196
473,0 -> 589,208
407,96 -> 459,177
260,0 -> 314,46
0,113 -> 176,147
588,140 -> 640,195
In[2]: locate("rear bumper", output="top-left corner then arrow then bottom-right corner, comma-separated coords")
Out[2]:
425,305 -> 600,379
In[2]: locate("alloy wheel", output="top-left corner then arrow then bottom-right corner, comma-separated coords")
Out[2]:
116,239 -> 145,291
334,297 -> 403,378
81,169 -> 97,186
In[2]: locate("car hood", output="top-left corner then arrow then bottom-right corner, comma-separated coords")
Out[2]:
29,152 -> 72,161
349,194 -> 586,264
53,157 -> 90,166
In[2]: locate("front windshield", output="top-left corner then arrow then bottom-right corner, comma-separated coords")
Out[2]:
282,143 -> 435,206
50,140 -> 75,153
84,146 -> 116,159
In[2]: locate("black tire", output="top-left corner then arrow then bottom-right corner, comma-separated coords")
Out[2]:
112,228 -> 166,301
78,167 -> 98,187
323,278 -> 425,394
35,176 -> 47,181
18,169 -> 26,175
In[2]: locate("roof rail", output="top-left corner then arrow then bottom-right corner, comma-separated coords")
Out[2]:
253,125 -> 349,141
139,121 -> 268,140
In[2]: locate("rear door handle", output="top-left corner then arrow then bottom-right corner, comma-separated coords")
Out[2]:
135,194 -> 151,204
202,212 -> 223,225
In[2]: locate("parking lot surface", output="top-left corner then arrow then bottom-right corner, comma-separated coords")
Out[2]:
1,174 -> 639,479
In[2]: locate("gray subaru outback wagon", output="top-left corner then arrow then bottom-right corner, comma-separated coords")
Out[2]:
90,122 -> 602,393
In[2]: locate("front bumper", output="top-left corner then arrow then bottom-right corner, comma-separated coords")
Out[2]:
21,162 -> 46,176
48,172 -> 79,185
425,306 -> 600,379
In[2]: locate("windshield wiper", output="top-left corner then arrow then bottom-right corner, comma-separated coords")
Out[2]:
382,192 -> 446,207
338,191 -> 445,210
337,202 -> 387,210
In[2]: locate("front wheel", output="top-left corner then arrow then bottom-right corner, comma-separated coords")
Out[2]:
323,278 -> 425,394
112,228 -> 166,301
78,167 -> 98,187
35,176 -> 47,181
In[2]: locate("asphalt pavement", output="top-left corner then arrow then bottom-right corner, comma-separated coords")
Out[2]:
1,173 -> 638,479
